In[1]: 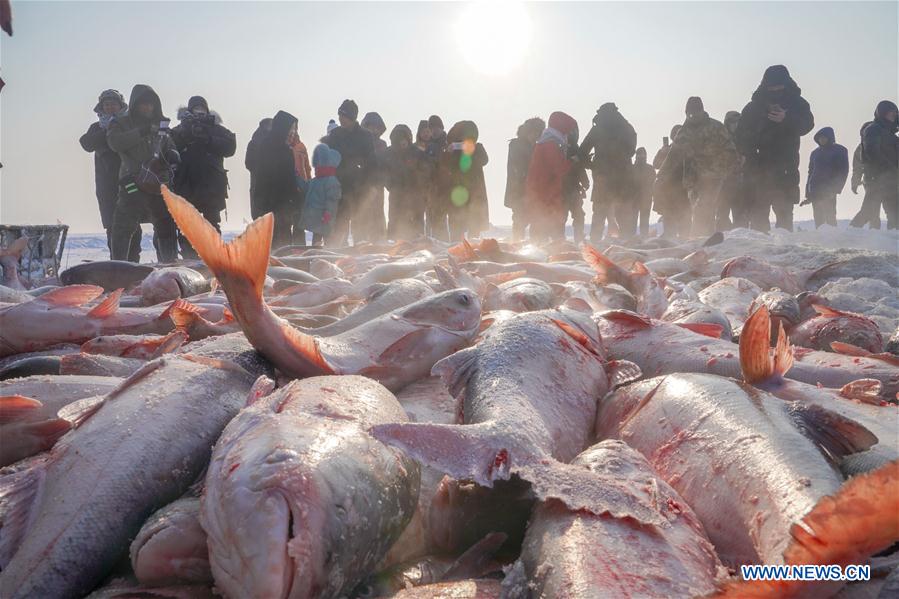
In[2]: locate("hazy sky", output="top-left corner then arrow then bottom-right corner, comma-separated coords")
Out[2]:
1,1 -> 896,233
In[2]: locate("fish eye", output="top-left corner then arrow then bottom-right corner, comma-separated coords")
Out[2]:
458,293 -> 471,306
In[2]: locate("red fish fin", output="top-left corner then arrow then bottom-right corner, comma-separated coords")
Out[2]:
162,186 -> 272,299
830,341 -> 870,357
812,303 -> 849,318
441,531 -> 507,582
246,375 -> 277,407
377,329 -> 432,365
550,318 -> 602,357
630,261 -> 650,276
0,462 -> 47,568
169,298 -> 204,331
432,347 -> 479,398
283,326 -> 334,374
714,461 -> 899,598
676,322 -> 724,338
606,360 -> 643,388
563,297 -> 593,313
87,288 -> 122,318
772,322 -> 794,377
839,379 -> 883,405
268,255 -> 286,267
600,310 -> 652,328
739,306 -> 775,384
148,330 -> 188,359
0,395 -> 42,423
789,403 -> 877,463
581,243 -> 631,288
220,307 -> 235,324
369,421 -> 511,487
516,459 -> 664,526
38,284 -> 104,308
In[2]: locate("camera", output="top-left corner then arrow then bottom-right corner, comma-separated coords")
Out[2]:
185,113 -> 215,138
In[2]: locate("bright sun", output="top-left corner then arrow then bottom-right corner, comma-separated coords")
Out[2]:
456,1 -> 533,76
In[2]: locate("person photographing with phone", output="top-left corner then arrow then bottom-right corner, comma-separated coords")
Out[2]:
107,84 -> 180,263
170,95 -> 236,258
734,64 -> 814,232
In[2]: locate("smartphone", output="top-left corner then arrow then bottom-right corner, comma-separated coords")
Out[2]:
159,119 -> 171,131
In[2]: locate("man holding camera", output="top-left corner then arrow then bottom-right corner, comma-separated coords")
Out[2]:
107,84 -> 180,263
170,96 -> 237,257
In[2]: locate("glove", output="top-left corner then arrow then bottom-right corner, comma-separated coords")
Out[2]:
322,211 -> 332,224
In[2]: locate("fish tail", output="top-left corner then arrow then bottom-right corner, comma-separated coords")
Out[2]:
0,395 -> 42,423
714,461 -> 899,598
580,243 -> 633,290
740,305 -> 777,383
169,298 -> 205,332
162,186 -> 272,299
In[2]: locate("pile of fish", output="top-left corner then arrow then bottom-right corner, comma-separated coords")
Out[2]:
0,186 -> 896,599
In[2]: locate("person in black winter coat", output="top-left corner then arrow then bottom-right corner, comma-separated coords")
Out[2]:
80,89 -> 141,260
246,118 -> 272,219
170,96 -> 237,258
360,111 -> 389,243
802,127 -> 848,228
579,102 -> 637,240
504,117 -> 544,241
255,110 -> 302,248
385,124 -> 432,240
323,99 -> 375,245
850,100 -> 898,230
735,65 -> 814,232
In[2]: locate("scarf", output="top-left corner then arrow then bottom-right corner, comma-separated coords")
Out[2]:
536,127 -> 568,151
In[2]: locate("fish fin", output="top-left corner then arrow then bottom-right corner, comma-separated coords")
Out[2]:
606,360 -> 643,388
281,326 -> 334,374
581,243 -> 632,289
69,360 -> 166,427
600,309 -> 653,328
563,297 -> 592,313
772,322 -> 794,377
478,238 -> 500,256
830,342 -> 899,367
0,462 -> 47,568
788,403 -> 878,463
268,255 -> 286,267
162,186 -> 272,299
169,298 -> 204,331
740,306 -> 775,384
432,347 -> 479,398
246,375 -> 277,406
550,318 -> 603,357
702,231 -> 724,247
433,263 -> 459,290
147,330 -> 188,359
448,238 -> 477,262
220,307 -> 235,324
516,459 -> 665,526
37,284 -> 104,308
0,396 -> 42,423
0,236 -> 29,258
86,288 -> 122,318
839,379 -> 883,405
377,329 -> 433,365
812,303 -> 852,318
683,249 -> 709,270
441,531 -> 507,582
57,396 -> 105,427
369,421 -> 513,487
714,461 -> 899,599
630,261 -> 650,276
484,270 -> 527,285
179,354 -> 253,380
676,322 -> 724,338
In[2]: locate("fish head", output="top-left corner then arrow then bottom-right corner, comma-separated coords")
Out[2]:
397,289 -> 482,336
81,335 -> 130,356
756,290 -> 800,328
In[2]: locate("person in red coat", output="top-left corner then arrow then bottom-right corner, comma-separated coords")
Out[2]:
525,111 -> 579,242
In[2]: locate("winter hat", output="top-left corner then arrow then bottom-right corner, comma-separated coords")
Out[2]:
447,120 -> 479,144
685,96 -> 704,116
327,119 -> 338,134
761,65 -> 792,88
428,115 -> 445,131
547,111 -> 578,136
188,95 -> 209,113
875,100 -> 898,121
93,89 -> 126,113
361,112 -> 387,136
312,143 -> 341,169
390,124 -> 413,146
517,117 -> 545,139
338,99 -> 359,121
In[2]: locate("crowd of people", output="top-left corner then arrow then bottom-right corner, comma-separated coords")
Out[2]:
80,65 -> 898,263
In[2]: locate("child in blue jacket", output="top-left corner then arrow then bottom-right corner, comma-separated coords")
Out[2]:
299,144 -> 342,246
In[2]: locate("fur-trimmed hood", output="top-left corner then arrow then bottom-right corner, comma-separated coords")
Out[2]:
177,106 -> 223,124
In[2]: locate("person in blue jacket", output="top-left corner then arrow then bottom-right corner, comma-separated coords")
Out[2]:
299,144 -> 342,246
802,126 -> 848,227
